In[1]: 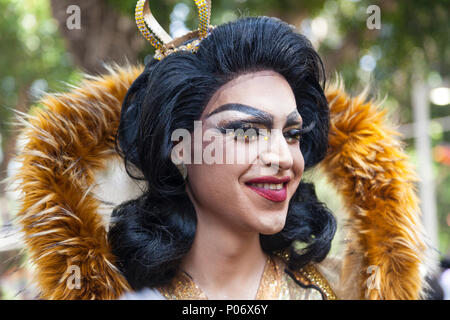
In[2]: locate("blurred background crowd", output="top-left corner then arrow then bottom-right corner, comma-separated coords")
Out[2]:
0,0 -> 449,299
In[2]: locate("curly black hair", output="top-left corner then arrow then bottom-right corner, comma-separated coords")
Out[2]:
109,16 -> 336,291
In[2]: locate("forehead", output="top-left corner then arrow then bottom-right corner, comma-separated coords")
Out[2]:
202,70 -> 298,120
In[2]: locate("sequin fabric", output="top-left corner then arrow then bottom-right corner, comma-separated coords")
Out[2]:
158,254 -> 337,300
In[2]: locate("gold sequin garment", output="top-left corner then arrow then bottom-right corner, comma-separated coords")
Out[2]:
158,255 -> 337,300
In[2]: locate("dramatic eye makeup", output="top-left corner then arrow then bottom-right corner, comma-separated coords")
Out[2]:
206,103 -> 312,143
217,121 -> 269,143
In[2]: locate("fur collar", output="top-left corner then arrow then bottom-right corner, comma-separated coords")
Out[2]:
9,64 -> 429,299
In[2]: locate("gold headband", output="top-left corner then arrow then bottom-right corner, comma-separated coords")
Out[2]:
135,0 -> 214,60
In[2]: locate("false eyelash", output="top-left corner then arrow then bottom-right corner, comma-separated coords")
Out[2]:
216,120 -> 316,142
287,121 -> 316,135
284,121 -> 316,141
214,126 -> 263,144
217,120 -> 315,133
284,129 -> 302,141
216,121 -> 256,134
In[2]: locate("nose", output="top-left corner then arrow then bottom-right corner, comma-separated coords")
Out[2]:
258,129 -> 293,172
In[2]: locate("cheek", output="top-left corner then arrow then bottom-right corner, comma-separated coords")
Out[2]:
292,146 -> 305,182
186,134 -> 251,206
186,163 -> 247,206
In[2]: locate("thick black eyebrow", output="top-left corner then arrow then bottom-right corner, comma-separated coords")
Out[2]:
206,103 -> 273,127
285,110 -> 303,128
206,103 -> 302,128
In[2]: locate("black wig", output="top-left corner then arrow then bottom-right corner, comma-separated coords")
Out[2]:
108,16 -> 337,290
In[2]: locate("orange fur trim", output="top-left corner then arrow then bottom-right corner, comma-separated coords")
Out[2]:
10,64 -> 142,299
321,79 -> 427,299
10,65 -> 426,299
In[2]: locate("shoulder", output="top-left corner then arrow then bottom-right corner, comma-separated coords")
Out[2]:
273,252 -> 339,300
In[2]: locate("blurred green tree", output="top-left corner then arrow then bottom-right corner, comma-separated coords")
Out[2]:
0,0 -> 76,201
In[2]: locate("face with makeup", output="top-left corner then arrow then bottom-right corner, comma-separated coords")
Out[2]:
184,70 -> 305,235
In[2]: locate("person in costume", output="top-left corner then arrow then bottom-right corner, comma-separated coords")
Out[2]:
9,0 -> 430,300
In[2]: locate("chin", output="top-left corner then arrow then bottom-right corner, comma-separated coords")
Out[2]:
255,213 -> 287,235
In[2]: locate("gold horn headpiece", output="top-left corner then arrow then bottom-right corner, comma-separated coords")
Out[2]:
135,0 -> 214,60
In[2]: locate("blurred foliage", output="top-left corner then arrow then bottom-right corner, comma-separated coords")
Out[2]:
0,0 -> 79,141
0,0 -> 449,256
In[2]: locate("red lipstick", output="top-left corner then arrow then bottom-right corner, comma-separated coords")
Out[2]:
245,176 -> 291,202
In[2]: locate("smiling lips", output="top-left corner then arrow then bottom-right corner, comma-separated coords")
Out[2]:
245,176 -> 291,202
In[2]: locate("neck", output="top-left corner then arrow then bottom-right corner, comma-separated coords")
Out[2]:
180,210 -> 268,299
